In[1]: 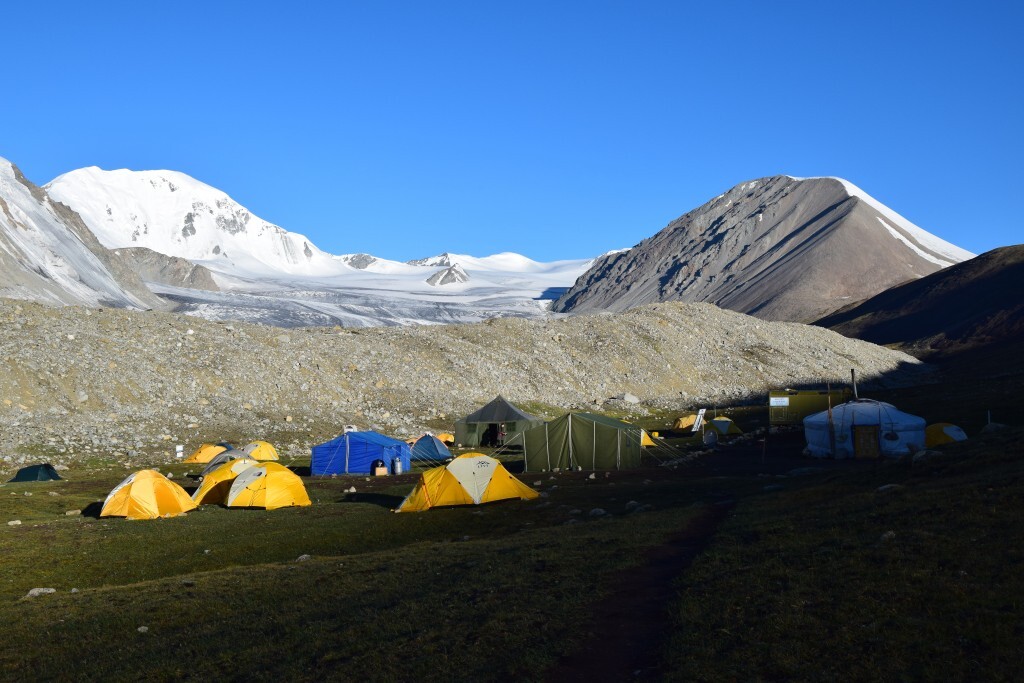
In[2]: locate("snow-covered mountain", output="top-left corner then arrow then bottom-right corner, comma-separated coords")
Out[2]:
45,166 -> 594,327
0,158 -> 164,310
46,167 -> 343,277
553,175 -> 974,322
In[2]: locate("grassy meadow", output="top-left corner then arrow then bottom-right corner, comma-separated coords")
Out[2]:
2,353 -> 1022,681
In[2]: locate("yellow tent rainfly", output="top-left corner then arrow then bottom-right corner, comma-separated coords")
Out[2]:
225,462 -> 311,510
925,423 -> 968,447
193,458 -> 259,505
183,443 -> 228,464
396,453 -> 539,513
242,440 -> 280,461
100,470 -> 198,520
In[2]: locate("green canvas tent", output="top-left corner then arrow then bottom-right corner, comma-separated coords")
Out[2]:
454,396 -> 544,448
523,412 -> 644,472
8,463 -> 62,482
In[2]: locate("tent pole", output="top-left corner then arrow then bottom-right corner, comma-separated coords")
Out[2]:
617,428 -> 621,470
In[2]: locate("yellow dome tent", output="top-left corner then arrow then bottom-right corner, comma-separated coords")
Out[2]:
100,470 -> 198,520
707,416 -> 743,435
925,423 -> 968,447
242,441 -> 280,461
200,451 -> 256,477
437,432 -> 455,445
183,443 -> 228,464
193,458 -> 259,505
396,453 -> 539,513
225,462 -> 311,510
672,414 -> 742,435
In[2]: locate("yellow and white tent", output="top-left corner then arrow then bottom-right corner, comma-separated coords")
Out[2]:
925,423 -> 968,447
242,440 -> 280,461
183,443 -> 228,464
200,451 -> 256,477
193,458 -> 259,505
396,453 -> 539,513
100,470 -> 197,520
640,430 -> 656,447
673,414 -> 742,435
225,462 -> 311,510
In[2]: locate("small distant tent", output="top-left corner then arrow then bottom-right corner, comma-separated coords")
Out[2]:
411,434 -> 453,462
193,458 -> 259,504
396,453 -> 539,512
926,423 -> 968,447
804,400 -> 926,459
8,463 -> 61,482
640,430 -> 656,448
200,451 -> 255,477
673,414 -> 742,436
183,443 -> 228,464
436,432 -> 455,445
454,396 -> 544,448
100,470 -> 197,520
225,462 -> 311,510
311,431 -> 412,475
707,416 -> 743,435
523,412 -> 644,472
243,441 -> 280,461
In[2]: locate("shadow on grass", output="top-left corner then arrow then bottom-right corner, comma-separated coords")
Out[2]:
340,493 -> 404,509
291,466 -> 311,476
82,502 -> 104,519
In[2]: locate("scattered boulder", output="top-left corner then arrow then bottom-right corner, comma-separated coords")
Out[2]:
25,588 -> 56,598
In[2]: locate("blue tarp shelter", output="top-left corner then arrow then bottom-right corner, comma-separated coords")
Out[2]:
311,431 -> 412,475
410,435 -> 452,462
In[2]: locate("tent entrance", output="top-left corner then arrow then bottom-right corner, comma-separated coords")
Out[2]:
853,425 -> 881,459
481,423 -> 510,448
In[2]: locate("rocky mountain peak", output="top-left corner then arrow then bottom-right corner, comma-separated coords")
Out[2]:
553,175 -> 972,322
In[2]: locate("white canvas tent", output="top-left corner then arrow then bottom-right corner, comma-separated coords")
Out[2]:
804,399 -> 926,459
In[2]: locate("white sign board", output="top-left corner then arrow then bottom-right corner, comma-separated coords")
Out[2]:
770,397 -> 790,407
692,408 -> 706,432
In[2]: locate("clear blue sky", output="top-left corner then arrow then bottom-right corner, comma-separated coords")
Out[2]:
3,1 -> 1021,262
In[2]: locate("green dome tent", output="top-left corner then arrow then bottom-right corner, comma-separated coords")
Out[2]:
8,463 -> 62,482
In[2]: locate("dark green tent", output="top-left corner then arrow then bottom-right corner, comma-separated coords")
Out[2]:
522,412 -> 644,472
454,396 -> 544,448
8,463 -> 62,483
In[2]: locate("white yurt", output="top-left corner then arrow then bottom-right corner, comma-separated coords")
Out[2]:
803,400 -> 926,459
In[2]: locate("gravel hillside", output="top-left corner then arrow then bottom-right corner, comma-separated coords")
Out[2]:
0,299 -> 926,473
554,176 -> 971,322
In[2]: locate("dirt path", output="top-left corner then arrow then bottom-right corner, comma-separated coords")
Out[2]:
543,501 -> 734,682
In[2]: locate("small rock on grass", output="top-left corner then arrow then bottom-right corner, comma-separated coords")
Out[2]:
137,626 -> 149,633
880,530 -> 896,542
876,484 -> 904,494
297,554 -> 312,562
25,588 -> 56,598
65,509 -> 81,516
8,520 -> 21,526
589,508 -> 607,517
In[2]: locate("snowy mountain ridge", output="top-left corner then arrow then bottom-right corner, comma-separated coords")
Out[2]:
44,165 -> 595,327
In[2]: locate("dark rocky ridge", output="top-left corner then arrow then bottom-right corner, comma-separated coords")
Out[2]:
815,245 -> 1024,358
